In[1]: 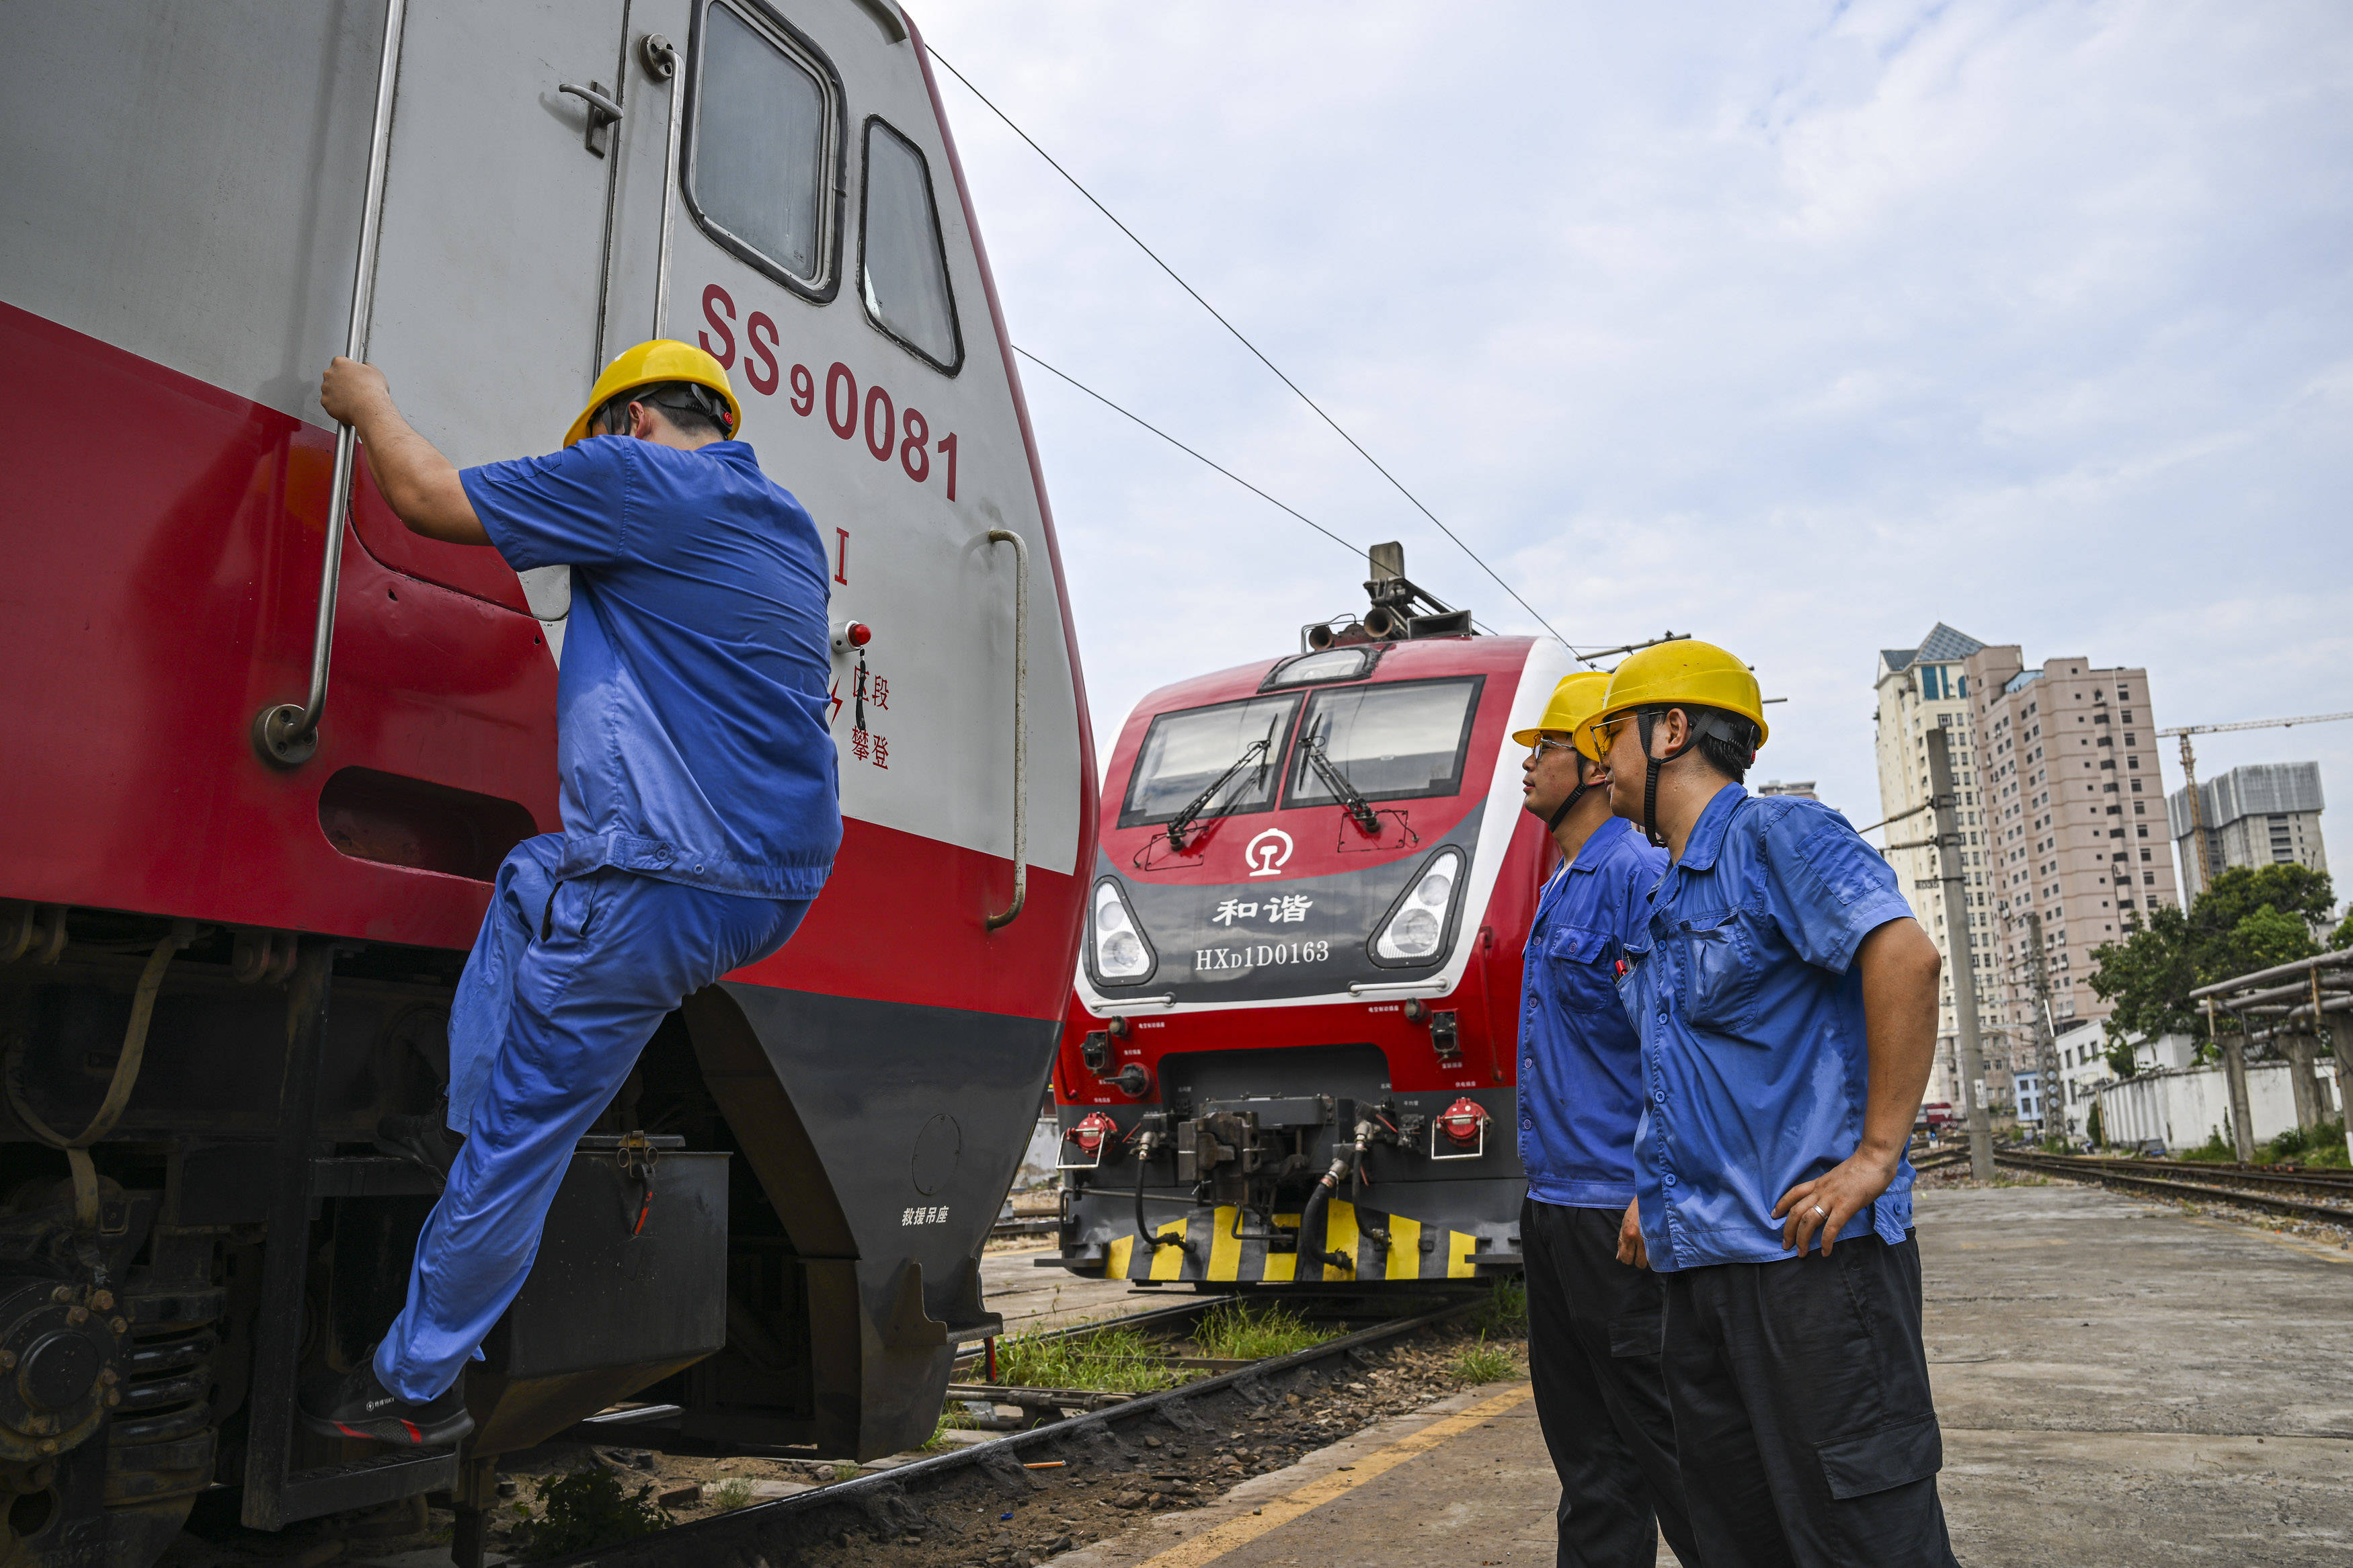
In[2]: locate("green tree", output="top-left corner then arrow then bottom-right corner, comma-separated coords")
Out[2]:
2088,864 -> 2334,1052
2331,907 -> 2353,951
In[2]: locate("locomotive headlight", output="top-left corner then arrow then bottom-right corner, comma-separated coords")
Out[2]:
1090,880 -> 1156,983
1373,848 -> 1464,964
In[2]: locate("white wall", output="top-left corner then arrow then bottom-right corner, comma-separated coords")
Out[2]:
2095,1061 -> 2340,1153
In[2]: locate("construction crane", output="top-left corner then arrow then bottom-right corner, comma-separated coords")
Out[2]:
2160,710 -> 2353,890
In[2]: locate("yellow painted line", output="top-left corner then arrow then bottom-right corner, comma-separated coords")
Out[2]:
1208,1206 -> 1243,1282
1150,1216 -> 1189,1282
1322,1200 -> 1359,1282
1261,1249 -> 1295,1283
1446,1229 -> 1476,1278
1129,1384 -> 1536,1567
1106,1234 -> 1133,1280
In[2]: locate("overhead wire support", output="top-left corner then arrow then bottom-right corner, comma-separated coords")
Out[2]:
930,48 -> 1570,651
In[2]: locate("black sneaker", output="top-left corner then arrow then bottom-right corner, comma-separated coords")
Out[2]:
375,1106 -> 465,1188
299,1352 -> 473,1448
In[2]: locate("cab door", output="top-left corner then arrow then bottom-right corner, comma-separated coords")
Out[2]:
360,0 -> 637,620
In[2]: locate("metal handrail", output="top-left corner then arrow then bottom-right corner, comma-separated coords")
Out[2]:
984,529 -> 1029,929
641,33 -> 686,335
251,0 -> 409,768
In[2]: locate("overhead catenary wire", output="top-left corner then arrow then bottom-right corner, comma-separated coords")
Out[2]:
928,47 -> 1577,657
1012,347 -> 1364,563
1014,346 -> 1505,638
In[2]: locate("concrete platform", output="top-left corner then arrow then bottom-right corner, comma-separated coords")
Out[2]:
981,1241 -> 1192,1335
1047,1182 -> 2353,1567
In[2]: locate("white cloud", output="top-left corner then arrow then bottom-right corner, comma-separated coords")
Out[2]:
922,0 -> 2353,880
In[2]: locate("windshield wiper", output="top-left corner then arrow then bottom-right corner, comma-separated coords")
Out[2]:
1165,737 -> 1273,851
1302,733 -> 1383,837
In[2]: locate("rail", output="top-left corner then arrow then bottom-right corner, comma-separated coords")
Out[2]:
251,0 -> 409,768
984,529 -> 1029,929
1995,1149 -> 2353,1225
542,1290 -> 1490,1567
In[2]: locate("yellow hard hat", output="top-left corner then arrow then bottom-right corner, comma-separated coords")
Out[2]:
1512,671 -> 1613,759
564,339 -> 744,448
1593,638 -> 1769,749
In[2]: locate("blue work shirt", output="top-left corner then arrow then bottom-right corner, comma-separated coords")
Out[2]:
1618,785 -> 1919,1271
1518,815 -> 1669,1209
462,436 -> 841,900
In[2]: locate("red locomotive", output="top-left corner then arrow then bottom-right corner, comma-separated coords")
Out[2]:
1,3 -> 1088,1562
1047,548 -> 1568,1287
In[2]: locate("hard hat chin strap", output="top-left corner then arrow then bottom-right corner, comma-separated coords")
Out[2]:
1636,707 -> 1761,848
1636,709 -> 1689,848
1546,758 -> 1591,834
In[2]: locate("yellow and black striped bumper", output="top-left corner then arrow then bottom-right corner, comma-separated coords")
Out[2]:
1100,1201 -> 1480,1284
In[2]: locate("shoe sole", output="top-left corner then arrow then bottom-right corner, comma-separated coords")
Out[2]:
298,1409 -> 475,1448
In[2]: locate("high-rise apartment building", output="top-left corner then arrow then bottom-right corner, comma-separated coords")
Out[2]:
1964,647 -> 2180,1049
2166,761 -> 2327,902
1872,624 -> 1992,1109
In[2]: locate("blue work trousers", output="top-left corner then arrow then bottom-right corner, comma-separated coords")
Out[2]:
376,835 -> 809,1402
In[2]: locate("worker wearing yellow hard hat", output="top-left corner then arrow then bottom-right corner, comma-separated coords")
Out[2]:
1585,638 -> 1768,848
1587,636 -> 1955,1567
307,341 -> 835,1450
563,338 -> 743,448
1513,667 -> 1697,1563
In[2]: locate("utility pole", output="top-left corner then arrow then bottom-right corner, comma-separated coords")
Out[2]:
1923,729 -> 1995,1182
2026,911 -> 2063,1148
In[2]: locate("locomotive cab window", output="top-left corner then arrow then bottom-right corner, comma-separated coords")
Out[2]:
859,118 -> 962,372
1287,677 -> 1482,807
686,1 -> 842,296
1119,695 -> 1300,828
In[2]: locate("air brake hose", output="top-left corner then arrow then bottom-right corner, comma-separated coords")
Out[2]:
1133,1133 -> 1194,1257
1300,1124 -> 1372,1274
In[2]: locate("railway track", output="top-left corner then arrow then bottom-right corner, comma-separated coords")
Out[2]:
1995,1149 -> 2353,1225
545,1288 -> 1492,1565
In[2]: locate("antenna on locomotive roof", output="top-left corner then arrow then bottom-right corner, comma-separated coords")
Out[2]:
1304,543 -> 1476,650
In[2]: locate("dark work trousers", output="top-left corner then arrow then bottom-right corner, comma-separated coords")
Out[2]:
1661,1232 -> 1958,1568
1522,1198 -> 1698,1567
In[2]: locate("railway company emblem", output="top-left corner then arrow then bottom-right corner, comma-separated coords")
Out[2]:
1243,828 -> 1294,877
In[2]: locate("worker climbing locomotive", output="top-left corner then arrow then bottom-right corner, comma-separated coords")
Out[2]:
0,1 -> 1089,1564
1049,546 -> 1570,1287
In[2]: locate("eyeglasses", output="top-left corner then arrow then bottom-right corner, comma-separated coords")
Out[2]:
1589,715 -> 1635,753
1527,736 -> 1580,762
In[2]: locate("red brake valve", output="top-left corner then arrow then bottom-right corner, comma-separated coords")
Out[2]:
1436,1098 -> 1489,1148
1067,1111 -> 1119,1157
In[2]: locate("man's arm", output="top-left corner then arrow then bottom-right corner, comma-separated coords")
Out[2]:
319,357 -> 491,546
1771,916 -> 1941,1255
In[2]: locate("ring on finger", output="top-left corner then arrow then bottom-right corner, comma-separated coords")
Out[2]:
1810,1203 -> 1826,1218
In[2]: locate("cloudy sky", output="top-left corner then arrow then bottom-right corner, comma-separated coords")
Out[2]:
917,1 -> 2353,884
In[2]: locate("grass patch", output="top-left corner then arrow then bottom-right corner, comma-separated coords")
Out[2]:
1471,1277 -> 1527,1336
922,1401 -> 980,1452
829,1463 -> 861,1483
511,1467 -> 667,1560
1453,1332 -> 1519,1384
2180,1128 -> 2237,1163
995,1321 -> 1185,1394
705,1477 -> 755,1512
2268,1117 -> 2348,1168
1191,1301 -> 1334,1362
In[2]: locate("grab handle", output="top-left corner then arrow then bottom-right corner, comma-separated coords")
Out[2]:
984,529 -> 1029,930
252,0 -> 409,768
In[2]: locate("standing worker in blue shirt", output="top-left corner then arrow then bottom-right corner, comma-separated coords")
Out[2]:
1590,641 -> 1955,1568
1514,671 -> 1698,1568
298,341 -> 842,1446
